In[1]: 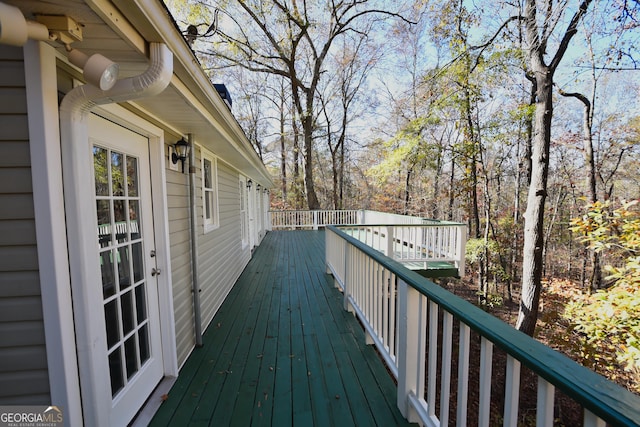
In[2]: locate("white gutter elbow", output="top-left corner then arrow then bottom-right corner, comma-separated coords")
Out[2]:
60,42 -> 173,117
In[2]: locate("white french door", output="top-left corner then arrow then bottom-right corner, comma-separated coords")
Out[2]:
90,114 -> 163,425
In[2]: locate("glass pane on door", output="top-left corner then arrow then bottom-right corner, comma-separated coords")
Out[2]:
94,145 -> 152,397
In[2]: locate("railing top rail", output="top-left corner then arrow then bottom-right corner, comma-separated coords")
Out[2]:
268,209 -> 467,226
327,225 -> 640,426
340,223 -> 466,228
268,209 -> 359,212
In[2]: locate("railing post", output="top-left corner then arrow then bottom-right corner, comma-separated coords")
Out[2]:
343,241 -> 352,312
386,225 -> 394,259
457,224 -> 467,277
325,229 -> 332,275
397,278 -> 423,423
313,210 -> 318,230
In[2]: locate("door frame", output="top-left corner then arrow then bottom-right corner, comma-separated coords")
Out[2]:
63,103 -> 177,425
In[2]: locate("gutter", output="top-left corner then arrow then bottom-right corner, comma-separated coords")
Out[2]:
59,42 -> 173,425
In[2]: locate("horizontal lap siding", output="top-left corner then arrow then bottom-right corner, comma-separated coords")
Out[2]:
199,161 -> 250,329
166,144 -> 195,368
168,142 -> 251,367
0,45 -> 49,404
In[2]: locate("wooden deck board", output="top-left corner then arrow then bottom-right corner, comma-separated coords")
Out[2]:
150,230 -> 414,426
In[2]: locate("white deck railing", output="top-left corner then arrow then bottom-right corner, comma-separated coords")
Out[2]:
268,209 -> 448,230
325,225 -> 640,427
270,209 -> 466,277
341,224 -> 466,277
269,209 -> 360,229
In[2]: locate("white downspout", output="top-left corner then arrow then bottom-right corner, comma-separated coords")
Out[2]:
59,42 -> 173,426
187,133 -> 203,347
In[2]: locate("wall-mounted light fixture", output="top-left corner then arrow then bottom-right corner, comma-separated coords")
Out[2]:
246,179 -> 253,190
67,46 -> 119,90
171,137 -> 190,173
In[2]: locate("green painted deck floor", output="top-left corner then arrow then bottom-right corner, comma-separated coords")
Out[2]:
150,230 -> 413,427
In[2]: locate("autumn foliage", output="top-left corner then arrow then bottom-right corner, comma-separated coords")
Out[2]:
565,200 -> 640,391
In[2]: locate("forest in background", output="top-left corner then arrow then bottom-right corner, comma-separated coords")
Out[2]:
164,0 -> 640,394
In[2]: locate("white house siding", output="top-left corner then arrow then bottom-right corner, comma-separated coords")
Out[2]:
167,141 -> 253,367
165,137 -> 195,367
198,160 -> 251,330
0,45 -> 50,404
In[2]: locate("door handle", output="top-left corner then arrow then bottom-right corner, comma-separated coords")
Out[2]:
151,268 -> 161,277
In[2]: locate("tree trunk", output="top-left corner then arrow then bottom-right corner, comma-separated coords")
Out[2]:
404,168 -> 412,215
448,156 -> 456,221
558,88 -> 602,290
516,0 -> 592,336
292,117 -> 303,209
280,100 -> 287,203
331,152 -> 339,210
516,65 -> 553,336
303,117 -> 320,210
339,136 -> 345,209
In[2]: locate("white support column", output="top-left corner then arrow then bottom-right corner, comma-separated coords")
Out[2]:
25,40 -> 83,426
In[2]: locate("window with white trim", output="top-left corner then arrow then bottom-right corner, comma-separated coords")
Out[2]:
201,148 -> 219,232
239,176 -> 248,247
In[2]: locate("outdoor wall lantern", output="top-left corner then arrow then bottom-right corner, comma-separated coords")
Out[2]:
172,137 -> 190,173
247,179 -> 253,190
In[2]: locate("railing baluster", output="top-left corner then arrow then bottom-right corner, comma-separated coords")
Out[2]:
390,272 -> 397,368
503,355 -> 521,427
537,378 -> 554,427
375,262 -> 381,340
427,300 -> 438,418
367,256 -> 373,327
382,268 -> 389,352
457,322 -> 470,427
583,410 -> 605,427
440,311 -> 453,426
397,278 -> 425,423
479,337 -> 493,427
